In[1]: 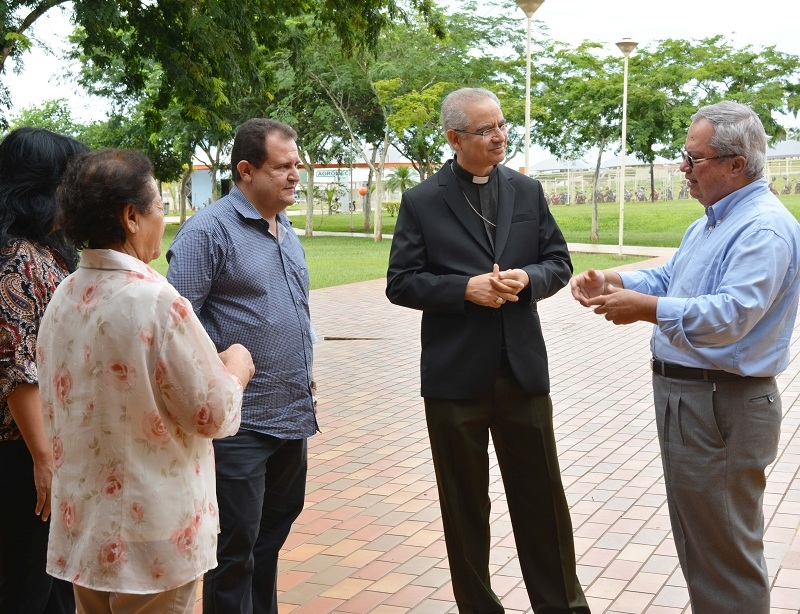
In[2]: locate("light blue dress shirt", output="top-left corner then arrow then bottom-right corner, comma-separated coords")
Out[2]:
166,186 -> 317,438
619,178 -> 800,377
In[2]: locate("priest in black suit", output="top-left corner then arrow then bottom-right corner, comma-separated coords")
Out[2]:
386,87 -> 590,614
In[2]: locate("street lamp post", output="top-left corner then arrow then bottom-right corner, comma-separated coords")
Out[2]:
616,37 -> 638,256
515,0 -> 544,176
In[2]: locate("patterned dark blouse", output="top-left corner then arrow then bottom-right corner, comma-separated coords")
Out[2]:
0,238 -> 70,442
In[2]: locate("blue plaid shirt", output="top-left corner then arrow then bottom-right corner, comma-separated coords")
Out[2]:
166,186 -> 317,438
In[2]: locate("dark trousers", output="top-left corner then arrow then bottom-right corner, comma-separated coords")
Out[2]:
0,439 -> 75,614
203,430 -> 307,614
424,360 -> 590,614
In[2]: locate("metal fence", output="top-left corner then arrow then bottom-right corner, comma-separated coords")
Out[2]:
532,157 -> 800,205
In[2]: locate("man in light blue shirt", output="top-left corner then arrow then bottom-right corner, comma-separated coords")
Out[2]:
571,101 -> 800,613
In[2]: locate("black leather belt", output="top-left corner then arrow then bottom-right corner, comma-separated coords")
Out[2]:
651,358 -> 746,382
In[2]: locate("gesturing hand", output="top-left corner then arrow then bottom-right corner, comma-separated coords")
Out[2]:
570,269 -> 606,306
585,284 -> 658,325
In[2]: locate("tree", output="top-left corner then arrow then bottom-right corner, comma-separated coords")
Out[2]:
535,41 -> 622,241
6,97 -> 82,137
260,16 -> 355,236
533,35 -> 800,239
300,34 -> 390,238
386,165 -> 419,195
1,0 -> 444,128
294,0 -> 538,240
624,37 -> 800,201
68,23 -> 265,212
368,2 -> 534,180
4,96 -> 191,188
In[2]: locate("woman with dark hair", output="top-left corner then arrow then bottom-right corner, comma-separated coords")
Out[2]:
0,127 -> 87,613
38,148 -> 253,613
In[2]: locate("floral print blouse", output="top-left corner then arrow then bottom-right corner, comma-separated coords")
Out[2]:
38,249 -> 243,593
0,238 -> 70,442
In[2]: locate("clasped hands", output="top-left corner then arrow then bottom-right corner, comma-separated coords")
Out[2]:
466,264 -> 529,308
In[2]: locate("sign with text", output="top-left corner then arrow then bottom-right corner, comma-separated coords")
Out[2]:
314,169 -> 351,180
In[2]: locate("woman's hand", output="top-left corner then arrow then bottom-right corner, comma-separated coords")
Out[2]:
219,344 -> 255,388
8,383 -> 54,521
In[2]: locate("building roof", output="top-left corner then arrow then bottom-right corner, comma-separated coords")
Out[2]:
767,140 -> 800,159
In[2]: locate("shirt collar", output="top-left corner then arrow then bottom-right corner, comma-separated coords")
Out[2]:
707,177 -> 769,223
228,185 -> 292,230
78,249 -> 163,280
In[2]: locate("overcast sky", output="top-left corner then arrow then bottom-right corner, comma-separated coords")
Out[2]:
518,0 -> 800,57
4,0 -> 799,159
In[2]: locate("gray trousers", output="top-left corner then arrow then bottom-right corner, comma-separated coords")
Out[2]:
652,373 -> 781,614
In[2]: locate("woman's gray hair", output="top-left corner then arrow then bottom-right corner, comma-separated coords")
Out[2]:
691,101 -> 767,180
441,88 -> 501,132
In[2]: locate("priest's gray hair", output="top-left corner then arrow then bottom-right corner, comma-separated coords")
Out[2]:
441,88 -> 501,133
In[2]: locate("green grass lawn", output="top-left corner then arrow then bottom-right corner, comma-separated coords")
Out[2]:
552,194 -> 800,246
153,224 -> 647,290
150,194 -> 800,290
309,193 -> 800,247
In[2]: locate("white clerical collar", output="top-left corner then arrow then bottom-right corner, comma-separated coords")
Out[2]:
451,158 -> 495,185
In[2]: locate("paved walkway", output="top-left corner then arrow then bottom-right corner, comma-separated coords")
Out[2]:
197,253 -> 800,613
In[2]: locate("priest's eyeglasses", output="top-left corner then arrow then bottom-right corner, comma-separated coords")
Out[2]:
453,122 -> 509,139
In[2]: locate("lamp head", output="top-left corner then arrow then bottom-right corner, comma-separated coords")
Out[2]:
616,38 -> 639,57
515,0 -> 544,18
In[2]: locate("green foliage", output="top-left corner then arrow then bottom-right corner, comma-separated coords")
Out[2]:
532,34 -> 800,171
368,3 -> 536,179
0,0 -> 442,130
627,37 -> 800,159
4,0 -> 800,217
7,98 -> 82,137
386,166 -> 419,193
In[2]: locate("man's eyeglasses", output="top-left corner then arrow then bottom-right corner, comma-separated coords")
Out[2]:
681,149 -> 738,169
453,122 -> 509,139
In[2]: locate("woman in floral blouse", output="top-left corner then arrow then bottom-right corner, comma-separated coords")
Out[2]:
38,148 -> 254,613
0,127 -> 88,613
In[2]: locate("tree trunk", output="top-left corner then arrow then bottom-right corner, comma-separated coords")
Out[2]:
363,148 -> 378,231
373,125 -> 391,242
298,149 -> 315,237
649,162 -> 655,203
588,138 -> 608,242
179,168 -> 192,224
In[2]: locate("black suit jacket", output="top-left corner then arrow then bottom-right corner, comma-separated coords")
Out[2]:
386,161 -> 572,399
